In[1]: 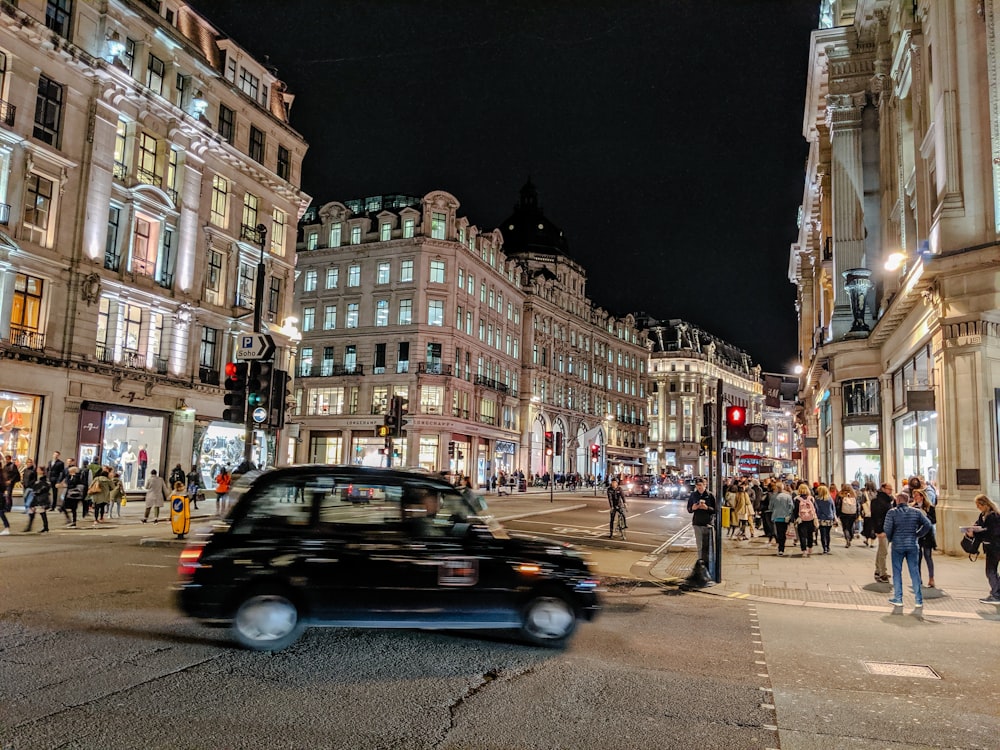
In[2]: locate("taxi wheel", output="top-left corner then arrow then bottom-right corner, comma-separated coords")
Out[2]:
232,589 -> 305,651
520,591 -> 576,647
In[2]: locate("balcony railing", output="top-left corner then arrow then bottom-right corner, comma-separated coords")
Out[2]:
0,202 -> 9,226
154,357 -> 168,375
135,167 -> 160,188
417,362 -> 452,376
474,374 -> 509,394
0,99 -> 15,127
479,414 -> 497,426
121,350 -> 145,370
300,364 -> 364,377
113,161 -> 127,181
104,251 -> 121,272
7,328 -> 45,351
241,224 -> 264,244
166,187 -> 178,204
95,344 -> 115,363
199,366 -> 220,386
156,271 -> 174,290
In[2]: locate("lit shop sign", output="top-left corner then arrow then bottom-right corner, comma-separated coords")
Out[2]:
105,413 -> 130,428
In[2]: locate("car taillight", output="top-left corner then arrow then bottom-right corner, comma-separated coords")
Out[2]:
178,546 -> 204,578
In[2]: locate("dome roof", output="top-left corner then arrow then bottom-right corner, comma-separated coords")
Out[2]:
499,180 -> 569,256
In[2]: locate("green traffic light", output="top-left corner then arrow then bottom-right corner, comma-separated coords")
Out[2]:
248,392 -> 262,407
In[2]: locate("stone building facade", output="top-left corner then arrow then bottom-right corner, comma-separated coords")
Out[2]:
792,0 -> 1000,551
0,0 -> 308,486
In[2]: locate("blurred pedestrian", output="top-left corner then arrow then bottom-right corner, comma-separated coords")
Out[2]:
0,469 -> 9,535
814,484 -> 836,554
63,465 -> 87,527
759,481 -> 775,546
733,482 -> 753,540
860,481 -> 877,547
214,467 -> 231,516
794,484 -> 817,557
24,474 -> 51,533
871,482 -> 895,583
186,465 -> 202,509
884,491 -> 932,608
3,453 -> 20,514
108,468 -> 125,519
88,467 -> 113,526
911,488 -> 936,588
20,458 -> 37,515
965,494 -> 1000,604
769,482 -> 795,557
837,483 -> 860,548
143,469 -> 168,523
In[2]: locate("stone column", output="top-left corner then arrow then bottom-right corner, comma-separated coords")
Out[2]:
879,374 -> 895,486
828,385 -> 844,486
826,92 -> 868,339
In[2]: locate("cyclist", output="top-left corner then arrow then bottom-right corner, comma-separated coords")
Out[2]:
607,478 -> 627,538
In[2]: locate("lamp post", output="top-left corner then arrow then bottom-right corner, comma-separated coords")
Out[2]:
244,223 -> 268,466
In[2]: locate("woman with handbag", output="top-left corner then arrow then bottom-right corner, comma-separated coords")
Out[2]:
63,466 -> 87,527
966,494 -> 1000,604
88,468 -> 113,526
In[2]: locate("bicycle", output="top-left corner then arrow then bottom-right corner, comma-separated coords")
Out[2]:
611,503 -> 627,540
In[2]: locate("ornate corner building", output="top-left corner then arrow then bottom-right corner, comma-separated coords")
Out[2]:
0,0 -> 309,486
792,0 -> 1000,551
292,182 -> 648,486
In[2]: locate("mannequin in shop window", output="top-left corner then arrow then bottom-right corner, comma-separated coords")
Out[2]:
121,445 -> 137,489
137,444 -> 148,485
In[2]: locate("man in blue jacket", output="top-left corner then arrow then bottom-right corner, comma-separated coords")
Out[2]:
884,492 -> 933,608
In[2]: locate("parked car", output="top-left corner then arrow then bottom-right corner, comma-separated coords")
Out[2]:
176,465 -> 601,651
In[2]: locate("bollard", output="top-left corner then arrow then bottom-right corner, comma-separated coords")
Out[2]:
170,491 -> 191,539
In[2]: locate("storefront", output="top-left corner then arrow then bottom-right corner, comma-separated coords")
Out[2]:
194,421 -> 258,488
77,403 -> 168,490
0,390 -> 42,468
494,440 -> 516,477
418,435 -> 439,472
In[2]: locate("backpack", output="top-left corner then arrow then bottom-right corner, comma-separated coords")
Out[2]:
797,497 -> 816,522
840,495 -> 858,515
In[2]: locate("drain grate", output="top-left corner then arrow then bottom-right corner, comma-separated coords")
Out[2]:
863,661 -> 940,679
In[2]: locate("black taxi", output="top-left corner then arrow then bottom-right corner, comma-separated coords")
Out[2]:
176,465 -> 600,651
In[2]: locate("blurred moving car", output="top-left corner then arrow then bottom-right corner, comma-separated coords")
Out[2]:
624,475 -> 654,497
176,466 -> 601,651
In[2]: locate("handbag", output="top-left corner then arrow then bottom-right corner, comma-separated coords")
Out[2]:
960,535 -> 982,557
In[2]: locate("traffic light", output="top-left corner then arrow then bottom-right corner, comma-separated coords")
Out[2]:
222,361 -> 248,423
394,396 -> 409,434
544,431 -> 554,456
248,361 -> 273,412
699,436 -> 713,455
377,425 -> 390,438
554,432 -> 563,455
269,369 -> 290,428
591,443 -> 600,461
725,405 -> 747,441
448,440 -> 456,457
384,406 -> 398,434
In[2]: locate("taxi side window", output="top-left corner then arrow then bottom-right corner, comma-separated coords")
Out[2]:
233,477 -> 327,532
317,478 -> 402,528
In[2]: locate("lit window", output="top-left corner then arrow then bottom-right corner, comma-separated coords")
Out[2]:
403,218 -> 415,238
303,269 -> 317,292
350,226 -> 361,244
271,208 -> 287,256
398,299 -> 412,325
377,262 -> 390,284
431,211 -> 446,239
32,75 -> 64,146
146,53 -> 165,95
430,260 -> 445,283
346,303 -> 359,328
302,307 -> 315,332
400,260 -> 413,282
329,223 -> 341,248
323,305 -> 337,329
428,300 -> 444,326
375,299 -> 389,326
347,265 -> 360,287
210,175 -> 229,228
306,232 -> 318,250
380,222 -> 391,241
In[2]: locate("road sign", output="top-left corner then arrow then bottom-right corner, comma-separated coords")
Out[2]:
236,333 -> 275,361
252,407 -> 268,423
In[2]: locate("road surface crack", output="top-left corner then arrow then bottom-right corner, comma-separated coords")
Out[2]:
434,666 -> 536,748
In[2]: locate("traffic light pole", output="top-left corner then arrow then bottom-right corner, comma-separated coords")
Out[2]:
244,223 -> 268,467
714,378 -> 724,584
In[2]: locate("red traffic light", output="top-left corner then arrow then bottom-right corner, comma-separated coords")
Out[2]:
725,406 -> 746,427
225,361 -> 239,379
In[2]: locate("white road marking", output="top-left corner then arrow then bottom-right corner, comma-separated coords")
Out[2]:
126,563 -> 171,568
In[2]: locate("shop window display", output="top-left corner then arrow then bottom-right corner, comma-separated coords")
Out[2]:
97,412 -> 164,491
0,392 -> 41,468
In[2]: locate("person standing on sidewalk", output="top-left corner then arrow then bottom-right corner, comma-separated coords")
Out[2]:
911,488 -> 936,588
769,482 -> 795,557
860,481 -> 877,547
884,492 -> 932,609
872,483 -> 895,582
966,494 -> 1000,604
814,484 -> 836,554
143,469 -> 168,523
836,483 -> 860,548
687,478 -> 717,577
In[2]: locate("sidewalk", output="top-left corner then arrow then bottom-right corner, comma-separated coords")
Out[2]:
650,528 -> 1000,620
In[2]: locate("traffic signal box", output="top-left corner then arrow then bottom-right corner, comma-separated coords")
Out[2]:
725,405 -> 748,441
383,396 -> 410,438
222,361 -> 248,423
447,440 -> 456,458
269,369 -> 290,428
248,361 -> 273,412
554,432 -> 563,455
590,444 -> 600,461
544,431 -> 554,456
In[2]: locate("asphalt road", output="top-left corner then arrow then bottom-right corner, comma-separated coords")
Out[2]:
1,530 -> 774,750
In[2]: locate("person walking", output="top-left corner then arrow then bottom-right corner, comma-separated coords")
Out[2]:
965,494 -> 1000,604
687,478 -> 717,576
814,484 -> 836,554
769,482 -> 795,557
3,454 -> 21,514
45,451 -> 66,511
88,468 -> 113,526
911,488 -> 936,588
884,491 -> 933,608
24,473 -> 51,533
0,469 -> 9,535
19,458 -> 37,515
214,467 -> 231,516
871,482 -> 895,583
143,469 -> 168,523
186,465 -> 202,510
860,480 -> 877,547
837,483 -> 860,548
759,481 -> 775,546
606,478 -> 626,538
733,482 -> 753,540
63,466 -> 87,527
169,463 -> 186,488
108,468 -> 125,519
794,484 -> 817,557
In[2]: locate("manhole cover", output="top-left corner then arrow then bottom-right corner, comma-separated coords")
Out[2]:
863,662 -> 940,679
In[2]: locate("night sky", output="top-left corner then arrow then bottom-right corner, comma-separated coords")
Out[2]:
190,0 -> 819,373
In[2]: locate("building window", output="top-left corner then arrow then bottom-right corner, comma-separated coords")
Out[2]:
277,145 -> 290,180
45,0 -> 72,38
113,118 -> 129,179
11,273 -> 43,335
218,104 -> 235,144
329,223 -> 342,248
237,262 -> 255,307
146,53 -> 165,95
843,379 -> 880,417
377,262 -> 390,284
350,226 -> 361,245
210,175 -> 229,228
105,206 -> 122,271
301,307 -> 315,332
158,226 -> 176,288
374,343 -> 386,375
238,67 -> 259,101
303,269 -> 317,292
270,276 -> 282,319
346,303 -> 359,328
166,148 -> 180,202
271,208 -> 287,256
306,231 -> 318,250
249,125 -> 265,163
400,259 -> 413,282
323,305 -> 337,329
241,193 -> 260,239
344,345 -> 357,373
431,211 -> 446,239
136,132 -> 160,186
325,267 -> 338,289
398,299 -> 412,325
33,75 -> 63,146
299,347 -> 313,378
427,300 -> 444,326
397,341 -> 410,373
23,173 -> 56,247
206,249 -> 223,302
430,260 -> 445,283
199,326 -> 218,369
380,222 -> 391,241
403,218 -> 415,238
375,299 -> 389,326
347,265 -> 360,287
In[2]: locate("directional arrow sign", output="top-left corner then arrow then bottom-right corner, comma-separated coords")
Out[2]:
236,333 -> 275,361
